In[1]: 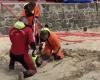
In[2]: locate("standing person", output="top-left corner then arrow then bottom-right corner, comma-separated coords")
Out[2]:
39,27 -> 64,61
21,0 -> 41,45
21,0 -> 40,26
9,19 -> 37,80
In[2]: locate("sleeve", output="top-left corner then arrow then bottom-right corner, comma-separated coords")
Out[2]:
28,28 -> 36,50
27,28 -> 35,44
52,34 -> 61,53
34,4 -> 40,18
44,43 -> 51,56
9,28 -> 14,43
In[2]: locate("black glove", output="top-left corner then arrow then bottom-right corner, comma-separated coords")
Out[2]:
30,42 -> 36,51
52,53 -> 61,60
39,43 -> 43,51
32,50 -> 35,57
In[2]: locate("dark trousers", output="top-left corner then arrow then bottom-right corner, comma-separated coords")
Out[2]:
9,52 -> 37,78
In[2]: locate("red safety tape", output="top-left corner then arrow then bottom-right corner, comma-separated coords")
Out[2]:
57,32 -> 100,43
1,30 -> 100,44
56,32 -> 100,37
0,0 -> 18,19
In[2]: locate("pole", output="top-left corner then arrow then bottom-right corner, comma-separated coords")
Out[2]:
95,0 -> 98,16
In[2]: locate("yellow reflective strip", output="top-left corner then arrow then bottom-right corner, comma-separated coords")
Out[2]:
32,55 -> 38,63
41,28 -> 50,32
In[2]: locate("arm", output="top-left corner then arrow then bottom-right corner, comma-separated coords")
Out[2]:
34,4 -> 43,27
28,28 -> 36,50
52,34 -> 61,54
34,4 -> 40,18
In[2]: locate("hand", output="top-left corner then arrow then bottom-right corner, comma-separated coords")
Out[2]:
39,43 -> 43,51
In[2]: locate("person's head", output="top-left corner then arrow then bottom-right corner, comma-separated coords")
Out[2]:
19,16 -> 28,25
29,0 -> 36,10
14,21 -> 25,29
40,28 -> 50,42
24,0 -> 36,11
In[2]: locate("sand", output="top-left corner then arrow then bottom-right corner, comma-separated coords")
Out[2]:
1,29 -> 100,80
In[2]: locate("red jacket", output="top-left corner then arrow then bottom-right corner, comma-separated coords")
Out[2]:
9,27 -> 35,55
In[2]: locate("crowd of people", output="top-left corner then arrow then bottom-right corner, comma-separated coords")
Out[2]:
8,0 -> 64,80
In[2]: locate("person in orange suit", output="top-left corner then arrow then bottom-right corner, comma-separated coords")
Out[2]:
21,0 -> 40,45
21,1 -> 40,25
39,27 -> 64,61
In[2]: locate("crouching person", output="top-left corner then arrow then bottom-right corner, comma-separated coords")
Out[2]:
9,21 -> 37,80
39,28 -> 64,61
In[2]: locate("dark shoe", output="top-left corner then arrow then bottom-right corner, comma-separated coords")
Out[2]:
18,72 -> 24,80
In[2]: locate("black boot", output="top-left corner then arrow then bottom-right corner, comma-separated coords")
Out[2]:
9,60 -> 15,70
23,70 -> 36,78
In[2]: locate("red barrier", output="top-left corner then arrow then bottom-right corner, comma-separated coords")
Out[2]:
57,32 -> 100,43
0,1 -> 18,19
56,32 -> 100,37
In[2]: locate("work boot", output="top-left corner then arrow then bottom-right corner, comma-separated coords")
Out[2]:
18,72 -> 24,80
9,60 -> 15,70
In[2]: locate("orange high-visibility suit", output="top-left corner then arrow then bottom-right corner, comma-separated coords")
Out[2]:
21,2 -> 40,44
44,32 -> 64,59
21,3 -> 40,25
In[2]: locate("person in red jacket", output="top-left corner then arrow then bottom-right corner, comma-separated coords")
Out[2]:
39,27 -> 64,61
9,18 -> 37,80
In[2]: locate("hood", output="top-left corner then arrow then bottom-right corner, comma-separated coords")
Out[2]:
14,21 -> 25,29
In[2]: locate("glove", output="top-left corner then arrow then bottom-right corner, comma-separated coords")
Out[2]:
32,50 -> 35,57
52,52 -> 61,60
30,42 -> 36,51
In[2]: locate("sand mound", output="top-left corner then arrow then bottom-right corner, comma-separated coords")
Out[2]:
1,35 -> 100,80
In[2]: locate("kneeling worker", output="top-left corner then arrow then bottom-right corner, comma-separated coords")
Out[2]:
9,20 -> 37,80
39,27 -> 64,61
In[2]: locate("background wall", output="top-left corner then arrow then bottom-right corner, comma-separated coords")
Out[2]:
0,2 -> 100,34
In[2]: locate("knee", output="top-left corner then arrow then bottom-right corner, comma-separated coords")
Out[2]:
29,69 -> 37,76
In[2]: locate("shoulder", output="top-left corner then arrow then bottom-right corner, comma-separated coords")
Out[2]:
50,32 -> 59,40
24,27 -> 33,32
51,32 -> 57,36
9,27 -> 16,33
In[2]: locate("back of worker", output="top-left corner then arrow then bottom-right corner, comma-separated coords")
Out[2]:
9,26 -> 34,55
